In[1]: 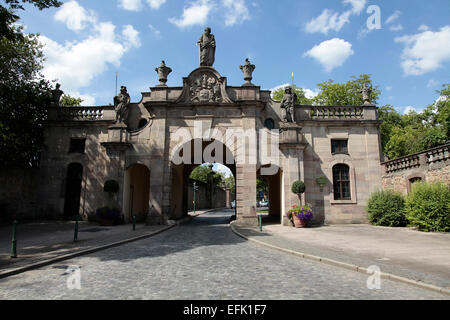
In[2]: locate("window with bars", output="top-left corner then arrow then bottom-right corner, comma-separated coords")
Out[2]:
331,139 -> 348,154
69,138 -> 86,154
333,164 -> 351,200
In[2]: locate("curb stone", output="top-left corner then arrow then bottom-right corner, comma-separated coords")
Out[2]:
230,222 -> 450,296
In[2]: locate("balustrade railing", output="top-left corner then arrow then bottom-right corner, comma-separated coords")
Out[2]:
51,106 -> 115,121
383,142 -> 450,173
310,106 -> 364,119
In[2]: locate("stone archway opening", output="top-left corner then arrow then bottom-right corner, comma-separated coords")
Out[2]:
257,165 -> 282,224
124,164 -> 150,223
170,139 -> 236,221
64,163 -> 83,219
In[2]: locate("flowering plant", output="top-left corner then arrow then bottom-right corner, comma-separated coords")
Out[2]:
287,204 -> 313,222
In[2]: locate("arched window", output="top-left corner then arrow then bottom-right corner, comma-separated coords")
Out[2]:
333,164 -> 351,200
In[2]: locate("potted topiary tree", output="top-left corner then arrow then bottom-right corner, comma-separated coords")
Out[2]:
291,180 -> 306,205
288,180 -> 313,227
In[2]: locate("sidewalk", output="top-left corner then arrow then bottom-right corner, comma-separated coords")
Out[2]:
231,222 -> 450,294
0,209 -> 214,278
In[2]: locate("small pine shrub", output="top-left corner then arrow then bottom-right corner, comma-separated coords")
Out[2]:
367,190 -> 407,227
405,182 -> 450,232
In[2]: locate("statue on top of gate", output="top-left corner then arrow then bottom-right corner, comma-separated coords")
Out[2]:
198,27 -> 216,67
114,86 -> 130,125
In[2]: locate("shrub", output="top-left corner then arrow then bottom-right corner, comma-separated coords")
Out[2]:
104,180 -> 120,193
287,204 -> 313,223
367,190 -> 407,227
291,180 -> 306,195
405,182 -> 450,232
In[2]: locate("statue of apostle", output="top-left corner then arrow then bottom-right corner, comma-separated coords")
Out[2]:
198,27 -> 216,67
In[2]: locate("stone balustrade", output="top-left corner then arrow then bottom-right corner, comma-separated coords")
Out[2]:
48,106 -> 115,121
383,142 -> 450,174
310,106 -> 364,120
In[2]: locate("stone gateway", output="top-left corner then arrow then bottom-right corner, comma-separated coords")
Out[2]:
26,28 -> 384,227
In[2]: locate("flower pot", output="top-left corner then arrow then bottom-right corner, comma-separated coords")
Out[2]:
98,218 -> 114,226
292,215 -> 306,228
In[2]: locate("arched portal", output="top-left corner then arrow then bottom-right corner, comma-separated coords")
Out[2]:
257,165 -> 282,223
170,139 -> 236,220
123,164 -> 150,222
64,163 -> 83,218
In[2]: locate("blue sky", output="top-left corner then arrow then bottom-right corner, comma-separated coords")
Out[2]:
18,0 -> 449,115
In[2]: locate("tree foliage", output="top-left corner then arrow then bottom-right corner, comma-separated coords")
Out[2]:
189,164 -> 226,187
1,0 -> 61,40
380,84 -> 449,160
271,85 -> 313,105
0,1 -> 61,167
312,74 -> 380,106
0,27 -> 52,167
60,94 -> 83,107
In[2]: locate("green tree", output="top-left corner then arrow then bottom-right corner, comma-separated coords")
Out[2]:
0,0 -> 61,167
1,0 -> 61,40
60,94 -> 83,107
271,85 -> 313,105
312,74 -> 381,106
0,27 -> 52,167
189,164 -> 225,187
378,105 -> 403,154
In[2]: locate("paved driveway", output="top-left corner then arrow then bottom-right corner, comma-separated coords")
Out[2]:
0,210 -> 447,300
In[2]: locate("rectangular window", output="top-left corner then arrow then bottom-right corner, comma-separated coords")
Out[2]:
69,138 -> 86,154
331,139 -> 348,154
333,164 -> 351,200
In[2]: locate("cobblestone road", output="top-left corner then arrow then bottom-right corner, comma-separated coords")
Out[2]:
0,210 -> 447,300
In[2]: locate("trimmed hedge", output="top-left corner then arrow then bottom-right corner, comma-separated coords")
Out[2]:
405,182 -> 450,232
367,190 -> 407,227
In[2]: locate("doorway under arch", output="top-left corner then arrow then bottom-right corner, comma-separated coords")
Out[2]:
123,164 -> 150,222
64,163 -> 83,219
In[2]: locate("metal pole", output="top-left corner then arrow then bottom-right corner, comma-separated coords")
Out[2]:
74,214 -> 79,242
11,220 -> 17,258
193,182 -> 197,215
133,215 -> 136,231
259,215 -> 262,232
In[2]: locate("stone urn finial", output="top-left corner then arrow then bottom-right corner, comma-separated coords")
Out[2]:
155,60 -> 172,86
240,58 -> 256,86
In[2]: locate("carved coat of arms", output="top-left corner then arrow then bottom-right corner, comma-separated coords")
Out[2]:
176,68 -> 233,104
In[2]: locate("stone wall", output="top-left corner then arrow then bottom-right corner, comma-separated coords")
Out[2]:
0,168 -> 40,222
381,143 -> 450,194
187,179 -> 232,211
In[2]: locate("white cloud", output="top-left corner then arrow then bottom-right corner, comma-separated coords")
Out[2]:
427,79 -> 439,88
395,26 -> 450,75
146,0 -> 166,9
213,163 -> 232,178
305,0 -> 366,34
41,3 -> 141,100
418,24 -> 429,31
122,25 -> 141,48
54,0 -> 96,31
118,0 -> 142,11
386,10 -> 401,25
403,106 -> 421,114
342,0 -> 367,14
149,24 -> 161,38
386,86 -> 392,91
222,0 -> 250,26
169,0 -> 213,29
269,83 -> 319,100
389,24 -> 403,32
304,38 -> 354,72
